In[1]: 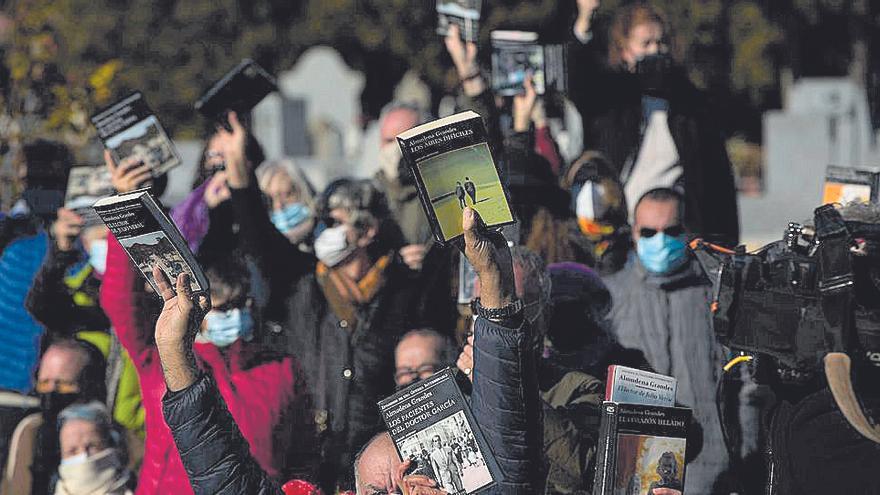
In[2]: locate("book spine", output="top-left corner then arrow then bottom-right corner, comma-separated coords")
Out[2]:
605,365 -> 616,401
592,402 -> 619,495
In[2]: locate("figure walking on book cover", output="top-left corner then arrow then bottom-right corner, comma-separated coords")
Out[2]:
430,435 -> 465,493
464,176 -> 477,204
455,181 -> 467,209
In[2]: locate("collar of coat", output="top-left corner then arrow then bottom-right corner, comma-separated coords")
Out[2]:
316,253 -> 392,330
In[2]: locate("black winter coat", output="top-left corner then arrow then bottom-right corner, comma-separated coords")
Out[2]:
229,184 -> 416,490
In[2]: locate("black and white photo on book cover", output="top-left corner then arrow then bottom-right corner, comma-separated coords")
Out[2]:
92,92 -> 181,176
117,230 -> 199,294
436,0 -> 480,42
65,165 -> 113,224
379,368 -> 498,494
398,411 -> 492,494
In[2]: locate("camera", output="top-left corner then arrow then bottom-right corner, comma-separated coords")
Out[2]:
691,204 -> 880,381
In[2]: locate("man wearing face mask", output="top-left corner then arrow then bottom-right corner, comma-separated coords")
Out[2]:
2,339 -> 107,495
568,1 -> 739,247
602,188 -> 732,494
25,207 -> 147,445
222,111 -> 421,492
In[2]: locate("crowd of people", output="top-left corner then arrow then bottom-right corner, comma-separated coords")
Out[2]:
1,2 -> 879,495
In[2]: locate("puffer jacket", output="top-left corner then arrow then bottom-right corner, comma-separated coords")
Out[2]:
603,257 -> 729,494
0,228 -> 49,392
160,315 -> 545,494
100,236 -> 312,494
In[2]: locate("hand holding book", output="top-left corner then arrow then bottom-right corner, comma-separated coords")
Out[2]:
395,460 -> 447,495
152,267 -> 211,392
461,207 -> 515,310
105,150 -> 151,194
444,24 -> 484,97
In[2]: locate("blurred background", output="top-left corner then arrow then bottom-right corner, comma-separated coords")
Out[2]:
1,0 -> 878,245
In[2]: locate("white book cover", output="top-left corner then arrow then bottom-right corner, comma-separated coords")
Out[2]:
605,365 -> 677,407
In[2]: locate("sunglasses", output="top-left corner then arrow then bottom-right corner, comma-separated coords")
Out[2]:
639,225 -> 685,238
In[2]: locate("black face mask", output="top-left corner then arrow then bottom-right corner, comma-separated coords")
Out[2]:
634,53 -> 675,96
40,391 -> 80,419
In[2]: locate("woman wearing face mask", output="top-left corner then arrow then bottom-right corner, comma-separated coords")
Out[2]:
255,158 -> 316,247
25,209 -> 147,443
220,110 -> 431,492
54,402 -> 134,495
99,239 -> 315,494
568,1 -> 739,248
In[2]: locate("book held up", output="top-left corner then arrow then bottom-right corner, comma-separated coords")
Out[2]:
378,368 -> 500,494
490,30 -> 567,96
397,111 -> 515,244
91,92 -> 182,176
436,0 -> 481,42
93,191 -> 208,296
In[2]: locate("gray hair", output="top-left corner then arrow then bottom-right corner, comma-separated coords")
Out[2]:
397,329 -> 458,368
255,157 -> 317,207
378,101 -> 432,129
57,401 -> 121,449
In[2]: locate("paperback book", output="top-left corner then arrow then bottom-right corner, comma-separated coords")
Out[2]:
397,111 -> 514,244
93,190 -> 209,295
490,30 -> 567,96
822,165 -> 880,205
378,368 -> 500,494
593,402 -> 691,495
91,92 -> 182,176
65,165 -> 114,225
605,365 -> 677,407
437,0 -> 481,43
195,58 -> 278,124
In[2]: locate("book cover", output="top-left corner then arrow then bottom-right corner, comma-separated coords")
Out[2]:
93,191 -> 209,295
605,365 -> 677,407
91,92 -> 182,176
195,58 -> 278,122
822,165 -> 880,205
490,31 -> 567,96
65,165 -> 114,225
593,402 -> 690,495
437,0 -> 481,42
397,111 -> 515,244
378,368 -> 500,494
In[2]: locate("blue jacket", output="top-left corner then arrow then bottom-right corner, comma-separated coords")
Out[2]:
161,317 -> 544,493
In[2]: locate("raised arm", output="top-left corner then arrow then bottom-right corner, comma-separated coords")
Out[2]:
220,112 -> 315,315
459,208 -> 544,493
150,266 -> 281,494
26,209 -> 110,336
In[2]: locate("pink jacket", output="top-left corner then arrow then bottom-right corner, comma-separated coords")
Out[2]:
101,236 -> 310,494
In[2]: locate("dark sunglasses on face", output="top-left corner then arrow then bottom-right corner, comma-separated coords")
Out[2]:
639,225 -> 685,238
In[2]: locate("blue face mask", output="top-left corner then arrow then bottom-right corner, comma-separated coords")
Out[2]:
637,232 -> 688,274
270,203 -> 311,234
202,308 -> 254,348
87,239 -> 108,275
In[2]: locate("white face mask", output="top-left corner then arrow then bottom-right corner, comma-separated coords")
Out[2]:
378,142 -> 403,180
87,238 -> 108,275
57,448 -> 128,495
314,224 -> 357,268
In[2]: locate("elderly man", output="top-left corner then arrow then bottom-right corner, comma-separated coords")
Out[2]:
394,329 -> 458,389
1,339 -> 107,495
602,187 -> 730,494
152,207 -> 543,494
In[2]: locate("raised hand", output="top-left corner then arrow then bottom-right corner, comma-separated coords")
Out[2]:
152,266 -> 211,391
51,207 -> 84,251
203,171 -> 232,208
444,24 -> 484,96
105,150 -> 152,194
214,111 -> 249,189
400,244 -> 428,272
575,0 -> 601,38
394,460 -> 447,495
461,207 -> 515,309
512,74 -> 538,132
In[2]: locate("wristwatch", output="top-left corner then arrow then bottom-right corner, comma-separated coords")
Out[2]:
470,297 -> 523,322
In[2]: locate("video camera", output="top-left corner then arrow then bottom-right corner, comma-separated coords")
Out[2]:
691,204 -> 880,381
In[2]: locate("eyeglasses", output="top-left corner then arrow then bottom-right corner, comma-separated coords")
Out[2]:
394,364 -> 439,383
639,225 -> 685,238
35,378 -> 80,394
